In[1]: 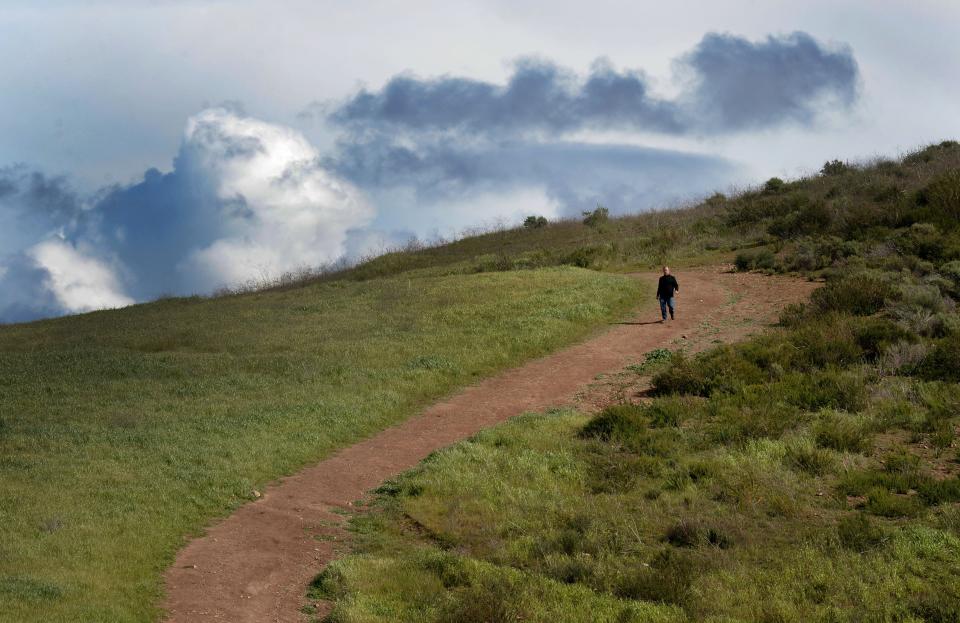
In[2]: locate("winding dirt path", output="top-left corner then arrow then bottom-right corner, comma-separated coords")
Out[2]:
163,267 -> 816,622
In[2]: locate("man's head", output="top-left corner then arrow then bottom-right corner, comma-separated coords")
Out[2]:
662,266 -> 671,275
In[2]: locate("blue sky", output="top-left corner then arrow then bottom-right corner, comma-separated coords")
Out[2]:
1,0 -> 959,322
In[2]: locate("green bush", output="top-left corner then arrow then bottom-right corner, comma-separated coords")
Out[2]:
651,348 -> 766,396
523,215 -> 548,229
788,315 -> 863,369
821,159 -> 852,176
814,411 -> 873,453
706,392 -> 804,443
774,370 -> 868,412
894,223 -> 946,260
864,487 -> 924,517
645,398 -> 686,428
582,206 -> 609,227
783,436 -> 835,475
811,272 -> 894,315
919,170 -> 960,225
764,177 -> 786,193
919,335 -> 960,382
579,404 -> 646,442
836,513 -> 886,551
940,260 -> 960,287
734,248 -> 776,271
768,201 -> 833,239
855,317 -> 917,360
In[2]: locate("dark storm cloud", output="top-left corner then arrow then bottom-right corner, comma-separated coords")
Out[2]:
681,31 -> 860,130
0,166 -> 83,262
331,57 -> 683,135
321,30 -> 858,221
328,31 -> 858,136
0,165 -> 81,222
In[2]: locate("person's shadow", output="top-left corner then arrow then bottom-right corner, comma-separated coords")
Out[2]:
611,320 -> 664,326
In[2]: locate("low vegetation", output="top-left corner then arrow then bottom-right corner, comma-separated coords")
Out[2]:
0,269 -> 640,622
314,141 -> 960,621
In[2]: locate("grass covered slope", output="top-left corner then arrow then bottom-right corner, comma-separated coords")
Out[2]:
0,267 -> 641,622
315,141 -> 960,622
305,141 -> 960,282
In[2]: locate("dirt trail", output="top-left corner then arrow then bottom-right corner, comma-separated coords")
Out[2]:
163,267 -> 816,622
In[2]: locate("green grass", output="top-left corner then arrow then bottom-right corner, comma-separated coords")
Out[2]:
318,402 -> 960,622
316,141 -> 960,622
0,267 -> 642,622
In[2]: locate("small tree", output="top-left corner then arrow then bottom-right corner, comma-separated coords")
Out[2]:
764,177 -> 785,193
821,159 -> 851,176
582,205 -> 609,227
523,215 -> 548,229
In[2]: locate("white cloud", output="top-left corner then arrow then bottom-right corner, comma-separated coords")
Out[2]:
176,108 -> 374,289
28,239 -> 133,313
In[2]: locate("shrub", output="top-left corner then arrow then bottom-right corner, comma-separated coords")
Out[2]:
775,370 -> 868,412
778,302 -> 808,327
582,206 -> 609,227
880,341 -> 929,375
814,411 -> 874,453
811,272 -> 894,315
919,170 -> 960,225
764,177 -> 786,193
788,315 -> 863,369
563,245 -> 604,268
768,201 -> 833,239
628,348 -> 672,374
783,436 -> 835,475
822,159 -> 852,176
651,347 -> 766,397
734,248 -> 776,271
855,317 -> 917,360
864,487 -> 924,517
645,398 -> 686,428
940,260 -> 960,287
706,392 -> 804,443
580,404 -> 645,442
917,476 -> 960,505
523,215 -> 548,229
836,513 -> 886,551
894,223 -> 946,260
918,334 -> 960,382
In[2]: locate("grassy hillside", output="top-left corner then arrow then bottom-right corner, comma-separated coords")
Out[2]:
0,268 -> 641,622
313,141 -> 960,622
299,141 -> 960,282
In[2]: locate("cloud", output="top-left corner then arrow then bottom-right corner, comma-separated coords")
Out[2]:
328,136 -> 739,223
680,31 -> 859,130
0,166 -> 81,255
320,30 -> 856,233
0,108 -> 373,323
328,31 -> 858,137
95,108 -> 373,299
28,238 -> 133,313
331,57 -> 683,136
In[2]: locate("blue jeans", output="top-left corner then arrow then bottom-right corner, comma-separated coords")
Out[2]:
659,296 -> 675,320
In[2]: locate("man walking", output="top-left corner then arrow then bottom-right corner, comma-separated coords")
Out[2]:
656,266 -> 679,322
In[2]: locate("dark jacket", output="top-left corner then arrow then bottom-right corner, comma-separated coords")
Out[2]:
657,275 -> 679,300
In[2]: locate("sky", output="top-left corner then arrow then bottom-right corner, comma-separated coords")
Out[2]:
1,0 -> 959,322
